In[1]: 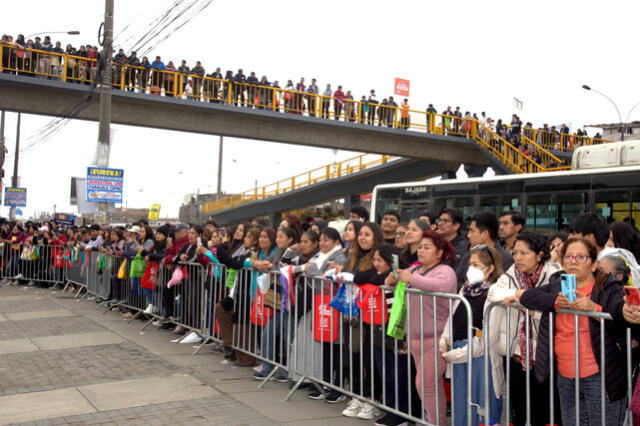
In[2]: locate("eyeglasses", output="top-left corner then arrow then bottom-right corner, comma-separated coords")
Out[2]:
436,218 -> 452,224
563,254 -> 590,264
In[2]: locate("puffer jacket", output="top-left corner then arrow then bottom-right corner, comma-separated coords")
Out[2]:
485,261 -> 561,398
519,271 -> 627,401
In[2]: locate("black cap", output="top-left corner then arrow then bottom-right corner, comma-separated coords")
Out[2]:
156,224 -> 171,237
89,224 -> 101,231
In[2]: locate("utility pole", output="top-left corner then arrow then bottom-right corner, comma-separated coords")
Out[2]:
95,0 -> 114,168
9,113 -> 20,219
216,136 -> 223,198
94,0 -> 114,223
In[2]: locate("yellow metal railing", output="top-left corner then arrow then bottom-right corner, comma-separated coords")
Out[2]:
201,154 -> 395,213
0,43 -> 601,181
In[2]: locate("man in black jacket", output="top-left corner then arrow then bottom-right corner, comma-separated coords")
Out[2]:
233,69 -> 246,106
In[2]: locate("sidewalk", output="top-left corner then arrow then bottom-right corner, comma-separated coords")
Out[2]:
0,285 -> 364,426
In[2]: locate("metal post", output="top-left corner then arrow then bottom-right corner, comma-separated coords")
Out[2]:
10,113 -> 21,219
95,0 -> 114,168
0,110 -> 5,179
217,136 -> 223,197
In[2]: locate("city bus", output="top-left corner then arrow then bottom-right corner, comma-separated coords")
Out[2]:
370,142 -> 640,232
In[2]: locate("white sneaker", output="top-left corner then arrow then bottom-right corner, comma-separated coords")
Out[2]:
357,402 -> 379,420
144,304 -> 154,314
152,320 -> 162,327
179,331 -> 202,344
342,398 -> 363,417
14,274 -> 23,280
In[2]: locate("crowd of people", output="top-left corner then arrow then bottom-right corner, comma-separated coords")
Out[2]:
0,33 -> 605,153
2,206 -> 640,426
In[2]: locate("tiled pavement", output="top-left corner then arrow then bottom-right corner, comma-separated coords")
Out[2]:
0,286 -> 362,426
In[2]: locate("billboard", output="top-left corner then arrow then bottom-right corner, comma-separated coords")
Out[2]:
54,213 -> 76,226
4,187 -> 27,207
394,78 -> 410,97
86,167 -> 124,203
148,204 -> 161,220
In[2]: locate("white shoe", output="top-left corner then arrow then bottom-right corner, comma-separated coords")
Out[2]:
179,331 -> 202,344
144,304 -> 154,314
342,398 -> 363,417
14,274 -> 23,280
152,320 -> 162,327
357,402 -> 379,420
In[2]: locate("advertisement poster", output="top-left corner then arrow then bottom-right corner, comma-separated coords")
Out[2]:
4,187 -> 27,207
86,167 -> 124,203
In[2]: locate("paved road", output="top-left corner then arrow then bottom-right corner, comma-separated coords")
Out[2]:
0,285 -> 363,425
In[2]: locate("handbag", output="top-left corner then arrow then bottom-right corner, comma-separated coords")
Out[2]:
225,269 -> 238,289
250,290 -> 273,326
314,293 -> 340,343
357,284 -> 388,325
386,281 -> 408,340
263,288 -> 283,310
329,283 -> 360,316
167,267 -> 184,288
129,253 -> 147,278
117,259 -> 127,279
141,262 -> 159,290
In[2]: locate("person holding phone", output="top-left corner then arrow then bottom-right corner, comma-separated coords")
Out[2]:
506,238 -> 627,426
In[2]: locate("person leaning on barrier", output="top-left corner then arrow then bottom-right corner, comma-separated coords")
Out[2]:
485,230 -> 560,426
385,230 -> 457,426
159,223 -> 189,328
506,237 -> 627,426
440,245 -> 504,426
353,243 -> 421,425
401,219 -> 430,266
216,225 -> 260,367
341,220 -> 363,255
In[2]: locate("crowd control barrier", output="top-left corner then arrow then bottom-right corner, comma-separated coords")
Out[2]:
0,243 -> 67,286
484,301 -> 634,426
15,247 -> 640,426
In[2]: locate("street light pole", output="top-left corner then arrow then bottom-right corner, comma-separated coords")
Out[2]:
25,30 -> 80,39
582,84 -> 625,141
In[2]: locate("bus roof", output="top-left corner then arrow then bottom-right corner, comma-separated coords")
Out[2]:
372,164 -> 640,192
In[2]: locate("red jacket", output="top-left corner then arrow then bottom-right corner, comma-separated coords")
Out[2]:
163,235 -> 189,265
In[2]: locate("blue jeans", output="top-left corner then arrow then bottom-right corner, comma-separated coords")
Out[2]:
143,288 -> 153,305
260,311 -> 291,374
556,372 -> 626,426
452,340 -> 502,426
131,277 -> 142,298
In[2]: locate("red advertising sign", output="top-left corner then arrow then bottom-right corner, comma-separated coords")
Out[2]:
394,78 -> 410,97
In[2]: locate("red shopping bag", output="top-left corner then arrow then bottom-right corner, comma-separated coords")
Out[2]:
357,283 -> 388,325
250,290 -> 273,326
141,262 -> 159,290
314,294 -> 339,343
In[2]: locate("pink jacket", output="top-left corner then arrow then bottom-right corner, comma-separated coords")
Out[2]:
406,263 -> 457,339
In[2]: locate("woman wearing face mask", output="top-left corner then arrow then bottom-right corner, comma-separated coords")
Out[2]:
385,230 -> 457,426
401,219 -> 430,266
485,231 -> 561,426
508,238 -> 627,426
440,245 -> 504,426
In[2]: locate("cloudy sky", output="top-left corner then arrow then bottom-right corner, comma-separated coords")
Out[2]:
1,0 -> 637,219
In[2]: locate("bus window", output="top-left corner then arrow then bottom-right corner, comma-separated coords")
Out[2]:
559,193 -> 589,231
594,191 -> 631,223
631,191 -> 640,229
479,195 -> 522,217
451,197 -> 475,225
526,194 -> 556,233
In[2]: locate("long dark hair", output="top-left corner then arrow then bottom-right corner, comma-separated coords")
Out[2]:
259,227 -> 276,255
347,222 -> 384,272
610,222 -> 640,261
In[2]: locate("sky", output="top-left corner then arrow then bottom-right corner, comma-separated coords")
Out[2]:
1,0 -> 638,219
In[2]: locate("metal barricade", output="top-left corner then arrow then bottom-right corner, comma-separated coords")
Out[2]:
278,275 -> 474,426
194,262 -> 227,354
0,244 -> 65,286
483,301 -> 631,426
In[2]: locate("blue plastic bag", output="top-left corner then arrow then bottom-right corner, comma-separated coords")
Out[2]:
329,283 -> 360,316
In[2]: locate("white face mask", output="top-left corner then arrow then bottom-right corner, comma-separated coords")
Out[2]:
466,265 -> 486,284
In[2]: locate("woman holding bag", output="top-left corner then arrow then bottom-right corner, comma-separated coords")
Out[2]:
439,245 -> 504,426
385,230 -> 457,426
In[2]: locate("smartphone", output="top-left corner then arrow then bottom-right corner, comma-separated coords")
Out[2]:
624,287 -> 640,306
560,274 -> 576,303
391,254 -> 399,278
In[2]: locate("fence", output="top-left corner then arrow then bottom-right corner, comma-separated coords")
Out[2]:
4,245 -> 639,425
0,243 -> 67,286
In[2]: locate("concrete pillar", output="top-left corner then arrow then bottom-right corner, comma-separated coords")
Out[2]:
269,211 -> 282,227
342,194 -> 360,218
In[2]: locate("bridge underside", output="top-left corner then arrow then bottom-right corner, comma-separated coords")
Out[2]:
0,75 -> 504,169
205,158 -> 453,223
